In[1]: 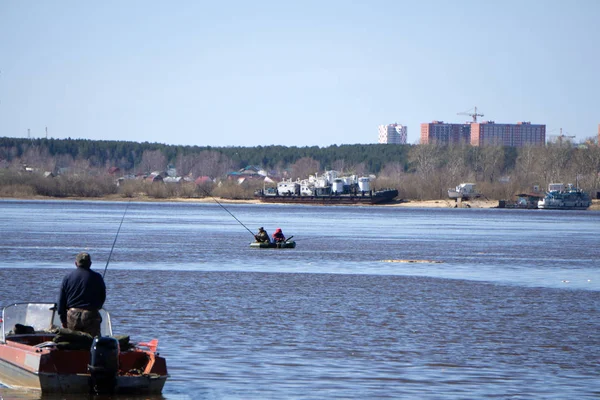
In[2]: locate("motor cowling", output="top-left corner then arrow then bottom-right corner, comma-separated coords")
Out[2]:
88,336 -> 120,394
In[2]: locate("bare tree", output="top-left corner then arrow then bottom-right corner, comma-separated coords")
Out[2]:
481,145 -> 505,183
443,145 -> 471,187
20,146 -> 54,171
376,161 -> 405,192
572,146 -> 600,193
331,159 -> 347,173
351,162 -> 368,177
537,144 -> 573,187
48,154 -> 73,176
175,153 -> 198,177
514,145 -> 538,187
290,157 -> 320,180
379,161 -> 404,181
191,150 -> 235,178
408,145 -> 442,199
140,150 -> 167,174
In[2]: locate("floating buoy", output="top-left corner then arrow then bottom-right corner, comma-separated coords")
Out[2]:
381,259 -> 443,264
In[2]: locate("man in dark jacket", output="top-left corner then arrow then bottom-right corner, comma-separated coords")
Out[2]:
57,252 -> 106,337
254,227 -> 270,243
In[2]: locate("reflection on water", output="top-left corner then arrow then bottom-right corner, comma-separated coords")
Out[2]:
1,200 -> 599,399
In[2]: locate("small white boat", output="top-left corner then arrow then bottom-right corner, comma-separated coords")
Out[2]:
448,183 -> 480,200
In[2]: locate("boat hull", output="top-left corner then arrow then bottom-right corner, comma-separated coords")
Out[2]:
0,355 -> 43,390
250,241 -> 296,249
255,189 -> 398,205
537,203 -> 591,210
0,361 -> 167,394
0,340 -> 168,394
448,190 -> 480,200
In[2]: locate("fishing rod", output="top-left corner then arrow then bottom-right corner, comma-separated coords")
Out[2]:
103,200 -> 131,278
199,187 -> 255,237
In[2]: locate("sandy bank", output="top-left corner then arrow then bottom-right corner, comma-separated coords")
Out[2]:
387,199 -> 498,208
3,195 -> 599,210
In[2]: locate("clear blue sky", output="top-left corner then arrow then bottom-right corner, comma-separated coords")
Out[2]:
1,0 -> 598,147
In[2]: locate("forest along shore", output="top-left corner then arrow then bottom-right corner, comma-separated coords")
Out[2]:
3,195 -> 599,210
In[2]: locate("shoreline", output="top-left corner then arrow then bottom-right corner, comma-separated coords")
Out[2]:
3,194 -> 598,210
0,194 -> 496,208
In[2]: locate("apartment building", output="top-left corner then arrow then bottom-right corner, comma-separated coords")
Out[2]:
420,121 -> 471,145
378,123 -> 407,144
470,121 -> 545,147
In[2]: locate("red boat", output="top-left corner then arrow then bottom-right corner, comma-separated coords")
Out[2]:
0,302 -> 168,394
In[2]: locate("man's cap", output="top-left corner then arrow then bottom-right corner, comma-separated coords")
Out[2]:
76,252 -> 91,267
259,227 -> 264,230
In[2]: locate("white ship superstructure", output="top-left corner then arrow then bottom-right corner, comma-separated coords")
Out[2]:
275,170 -> 374,196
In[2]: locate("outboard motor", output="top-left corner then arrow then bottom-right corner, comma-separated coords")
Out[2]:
88,336 -> 120,394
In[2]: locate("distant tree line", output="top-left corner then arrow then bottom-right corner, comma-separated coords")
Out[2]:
0,137 -> 410,175
1,137 -> 599,201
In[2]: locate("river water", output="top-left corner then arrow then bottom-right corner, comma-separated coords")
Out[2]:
0,199 -> 599,399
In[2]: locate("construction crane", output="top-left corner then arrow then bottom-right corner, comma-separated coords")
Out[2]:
551,128 -> 575,144
457,106 -> 484,123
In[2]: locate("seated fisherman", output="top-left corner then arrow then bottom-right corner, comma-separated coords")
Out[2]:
272,228 -> 286,243
255,227 -> 270,243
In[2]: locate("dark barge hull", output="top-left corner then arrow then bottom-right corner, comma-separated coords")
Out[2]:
255,189 -> 399,205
